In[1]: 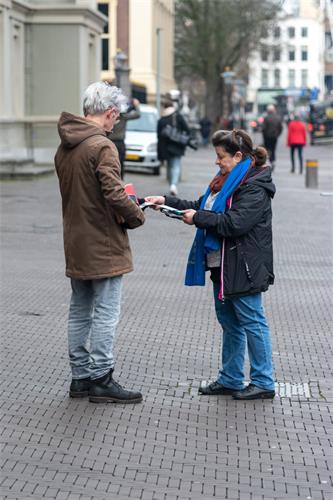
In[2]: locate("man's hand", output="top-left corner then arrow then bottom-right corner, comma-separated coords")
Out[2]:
132,98 -> 140,107
182,209 -> 196,225
144,195 -> 165,210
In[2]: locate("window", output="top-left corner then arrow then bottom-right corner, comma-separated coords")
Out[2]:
288,69 -> 295,87
301,46 -> 308,61
288,26 -> 295,38
261,48 -> 269,62
98,2 -> 109,70
274,69 -> 280,87
273,26 -> 281,38
289,47 -> 295,61
261,26 -> 268,38
301,69 -> 308,87
301,27 -> 308,37
325,31 -> 333,50
273,49 -> 280,61
102,38 -> 109,70
98,3 -> 109,34
261,69 -> 269,87
98,3 -> 108,15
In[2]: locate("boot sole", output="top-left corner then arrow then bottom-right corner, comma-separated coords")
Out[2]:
69,391 -> 89,398
89,396 -> 143,404
233,393 -> 275,400
199,391 -> 235,396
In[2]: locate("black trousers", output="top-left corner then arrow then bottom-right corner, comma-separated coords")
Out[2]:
263,136 -> 278,165
113,140 -> 126,179
290,144 -> 304,173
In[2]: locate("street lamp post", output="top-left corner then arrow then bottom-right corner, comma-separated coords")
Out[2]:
113,50 -> 131,98
156,28 -> 162,117
221,67 -> 235,128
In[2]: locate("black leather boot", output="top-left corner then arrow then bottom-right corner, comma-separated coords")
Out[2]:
89,370 -> 142,404
199,380 -> 239,395
233,384 -> 275,400
69,377 -> 91,398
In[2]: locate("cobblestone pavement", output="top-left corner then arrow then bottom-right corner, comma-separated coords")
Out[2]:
1,135 -> 332,500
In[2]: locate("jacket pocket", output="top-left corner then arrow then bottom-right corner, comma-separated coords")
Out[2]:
236,240 -> 254,286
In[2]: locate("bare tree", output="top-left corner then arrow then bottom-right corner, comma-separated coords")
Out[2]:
175,0 -> 282,123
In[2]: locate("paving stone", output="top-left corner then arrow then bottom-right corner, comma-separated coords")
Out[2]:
1,139 -> 332,499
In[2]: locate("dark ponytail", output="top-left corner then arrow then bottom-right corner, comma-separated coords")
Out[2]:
252,146 -> 267,167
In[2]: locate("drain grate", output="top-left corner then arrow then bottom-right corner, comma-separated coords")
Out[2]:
276,382 -> 311,398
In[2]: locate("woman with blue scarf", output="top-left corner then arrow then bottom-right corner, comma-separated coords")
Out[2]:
145,129 -> 276,400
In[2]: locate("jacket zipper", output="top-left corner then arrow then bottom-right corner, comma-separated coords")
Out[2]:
218,238 -> 225,301
218,195 -> 233,301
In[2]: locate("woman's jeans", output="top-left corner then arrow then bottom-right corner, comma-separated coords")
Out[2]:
68,276 -> 123,380
167,156 -> 181,186
213,284 -> 275,391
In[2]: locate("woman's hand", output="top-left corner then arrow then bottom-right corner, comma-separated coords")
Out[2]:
145,196 -> 165,204
144,195 -> 165,210
182,209 -> 196,225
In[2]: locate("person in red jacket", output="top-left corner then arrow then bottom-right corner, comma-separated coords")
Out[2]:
287,114 -> 307,174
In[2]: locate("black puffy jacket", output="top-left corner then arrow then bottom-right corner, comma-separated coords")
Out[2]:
164,165 -> 275,298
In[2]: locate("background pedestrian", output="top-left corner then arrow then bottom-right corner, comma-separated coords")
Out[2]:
157,95 -> 191,196
287,113 -> 307,174
262,104 -> 283,171
108,97 -> 141,179
199,116 -> 212,146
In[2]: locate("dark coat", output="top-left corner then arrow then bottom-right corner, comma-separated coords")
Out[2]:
157,110 -> 190,160
55,112 -> 145,280
262,113 -> 283,139
164,165 -> 275,298
107,103 -> 140,142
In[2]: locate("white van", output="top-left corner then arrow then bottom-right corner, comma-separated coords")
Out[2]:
124,104 -> 161,175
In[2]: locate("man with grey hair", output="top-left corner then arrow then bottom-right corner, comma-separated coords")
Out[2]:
262,104 -> 283,171
55,81 -> 145,404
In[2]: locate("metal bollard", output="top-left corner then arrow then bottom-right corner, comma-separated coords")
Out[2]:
305,160 -> 318,188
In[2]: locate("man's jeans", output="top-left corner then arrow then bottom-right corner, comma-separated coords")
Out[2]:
167,156 -> 181,186
68,276 -> 123,380
213,284 -> 275,391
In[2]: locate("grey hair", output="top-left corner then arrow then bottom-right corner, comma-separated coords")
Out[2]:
266,104 -> 276,113
82,81 -> 128,116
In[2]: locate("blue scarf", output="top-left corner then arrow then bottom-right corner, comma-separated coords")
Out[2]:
185,157 -> 252,286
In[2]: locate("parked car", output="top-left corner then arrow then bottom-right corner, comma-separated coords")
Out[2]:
124,104 -> 160,175
308,99 -> 333,145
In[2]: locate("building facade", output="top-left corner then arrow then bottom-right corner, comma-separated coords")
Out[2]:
247,0 -> 326,115
0,0 -> 105,176
97,0 -> 175,103
129,0 -> 175,102
0,0 -> 176,176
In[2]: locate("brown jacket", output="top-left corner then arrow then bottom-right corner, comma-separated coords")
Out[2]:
55,112 -> 145,280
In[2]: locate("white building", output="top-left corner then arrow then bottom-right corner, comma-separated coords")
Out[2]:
247,0 -> 326,115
